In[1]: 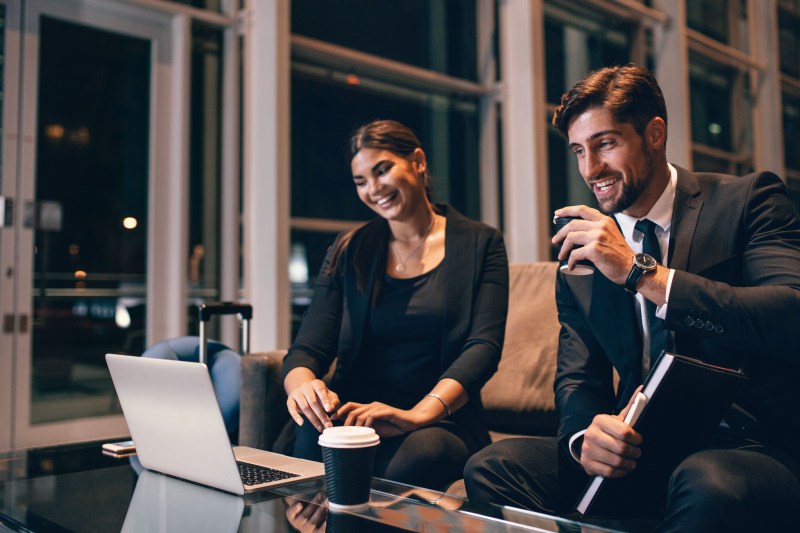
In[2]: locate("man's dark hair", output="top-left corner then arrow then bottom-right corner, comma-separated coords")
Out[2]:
552,65 -> 667,138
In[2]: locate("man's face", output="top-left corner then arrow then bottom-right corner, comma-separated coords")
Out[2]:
567,107 -> 657,216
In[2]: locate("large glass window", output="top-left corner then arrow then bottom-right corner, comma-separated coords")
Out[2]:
291,74 -> 480,223
187,21 -> 224,336
779,4 -> 800,78
289,1 -> 484,336
689,54 -> 753,175
689,59 -> 734,151
687,0 -> 729,43
543,6 -> 633,250
32,16 -> 149,423
784,93 -> 800,173
291,0 -> 477,80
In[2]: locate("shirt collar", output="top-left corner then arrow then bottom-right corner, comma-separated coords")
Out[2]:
615,163 -> 677,241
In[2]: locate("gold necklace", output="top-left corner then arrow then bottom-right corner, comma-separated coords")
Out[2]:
392,216 -> 436,273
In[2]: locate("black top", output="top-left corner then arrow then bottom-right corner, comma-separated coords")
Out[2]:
344,263 -> 446,409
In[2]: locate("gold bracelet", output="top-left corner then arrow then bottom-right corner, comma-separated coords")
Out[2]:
425,393 -> 451,417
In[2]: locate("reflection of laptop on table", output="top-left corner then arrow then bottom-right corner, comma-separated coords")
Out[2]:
106,353 -> 323,495
122,470 -> 244,533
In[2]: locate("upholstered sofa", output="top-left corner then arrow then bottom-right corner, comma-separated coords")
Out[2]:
238,261 -> 561,451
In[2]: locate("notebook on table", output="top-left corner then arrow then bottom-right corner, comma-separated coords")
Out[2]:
106,353 -> 323,495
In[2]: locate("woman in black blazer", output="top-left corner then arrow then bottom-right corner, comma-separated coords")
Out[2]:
282,120 -> 509,490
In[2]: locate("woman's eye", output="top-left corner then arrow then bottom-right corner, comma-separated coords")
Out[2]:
354,179 -> 366,187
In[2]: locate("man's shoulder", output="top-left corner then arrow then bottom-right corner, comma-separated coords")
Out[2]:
690,169 -> 783,190
680,169 -> 786,203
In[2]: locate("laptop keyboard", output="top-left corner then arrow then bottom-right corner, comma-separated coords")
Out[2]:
237,461 -> 300,486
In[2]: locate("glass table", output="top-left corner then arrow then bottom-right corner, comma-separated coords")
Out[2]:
0,441 -> 630,532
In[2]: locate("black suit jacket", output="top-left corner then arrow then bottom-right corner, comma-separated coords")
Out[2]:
555,168 -> 800,460
283,205 -> 509,446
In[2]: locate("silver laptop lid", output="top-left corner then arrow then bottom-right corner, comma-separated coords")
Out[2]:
106,353 -> 245,495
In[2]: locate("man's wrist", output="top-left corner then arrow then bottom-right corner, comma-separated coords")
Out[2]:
624,253 -> 658,294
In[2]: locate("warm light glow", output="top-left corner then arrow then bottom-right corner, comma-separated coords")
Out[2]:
345,74 -> 361,85
708,123 -> 722,135
123,217 -> 138,229
45,124 -> 65,140
72,126 -> 91,145
68,244 -> 80,255
74,270 -> 87,279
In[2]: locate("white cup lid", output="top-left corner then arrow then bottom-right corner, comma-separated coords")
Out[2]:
318,426 -> 380,448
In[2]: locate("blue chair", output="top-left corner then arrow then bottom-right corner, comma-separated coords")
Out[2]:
142,336 -> 241,435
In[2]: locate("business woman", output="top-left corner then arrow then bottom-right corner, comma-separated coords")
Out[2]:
282,120 -> 508,490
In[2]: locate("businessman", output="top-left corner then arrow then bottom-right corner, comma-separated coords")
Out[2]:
464,65 -> 800,531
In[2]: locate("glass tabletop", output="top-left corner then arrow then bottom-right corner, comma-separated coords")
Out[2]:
0,441 -> 631,532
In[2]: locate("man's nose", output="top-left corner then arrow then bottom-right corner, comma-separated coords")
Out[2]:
582,151 -> 605,179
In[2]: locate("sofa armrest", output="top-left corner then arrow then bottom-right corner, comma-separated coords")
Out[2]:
239,350 -> 290,450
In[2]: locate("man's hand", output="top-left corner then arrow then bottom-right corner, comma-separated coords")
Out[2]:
334,402 -> 424,438
552,205 -> 635,285
580,388 -> 644,478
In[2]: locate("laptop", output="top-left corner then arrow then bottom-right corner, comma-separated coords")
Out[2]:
122,469 -> 244,533
106,353 -> 324,495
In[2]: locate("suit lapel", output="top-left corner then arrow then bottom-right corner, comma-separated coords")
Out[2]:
669,166 -> 703,271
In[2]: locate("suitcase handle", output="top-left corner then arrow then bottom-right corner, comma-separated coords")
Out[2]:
198,302 -> 253,322
197,302 -> 252,365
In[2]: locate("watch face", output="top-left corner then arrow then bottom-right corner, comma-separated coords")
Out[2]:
635,253 -> 658,270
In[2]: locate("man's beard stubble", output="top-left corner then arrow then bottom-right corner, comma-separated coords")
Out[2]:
594,145 -> 655,215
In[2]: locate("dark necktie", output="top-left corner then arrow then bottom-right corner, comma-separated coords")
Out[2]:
635,219 -> 671,368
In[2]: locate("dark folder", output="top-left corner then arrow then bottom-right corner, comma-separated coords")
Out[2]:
575,351 -> 748,517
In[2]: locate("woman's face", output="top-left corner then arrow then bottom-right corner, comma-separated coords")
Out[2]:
350,147 -> 429,222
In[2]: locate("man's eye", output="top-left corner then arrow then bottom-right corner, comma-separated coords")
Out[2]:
572,148 -> 584,157
599,139 -> 616,149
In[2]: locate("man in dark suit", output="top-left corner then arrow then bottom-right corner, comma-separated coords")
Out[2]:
464,65 -> 800,531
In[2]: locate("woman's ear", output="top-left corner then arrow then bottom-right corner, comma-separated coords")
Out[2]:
412,147 -> 427,175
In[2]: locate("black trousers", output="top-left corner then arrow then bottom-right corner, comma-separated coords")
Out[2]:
464,436 -> 800,532
294,418 -> 479,491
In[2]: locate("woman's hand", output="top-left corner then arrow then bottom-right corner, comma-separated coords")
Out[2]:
334,402 -> 425,438
285,369 -> 340,432
284,493 -> 328,533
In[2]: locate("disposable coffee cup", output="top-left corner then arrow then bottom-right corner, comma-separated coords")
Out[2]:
553,216 -> 594,275
318,426 -> 380,511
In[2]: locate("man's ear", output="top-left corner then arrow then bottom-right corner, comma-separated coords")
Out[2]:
646,117 -> 667,149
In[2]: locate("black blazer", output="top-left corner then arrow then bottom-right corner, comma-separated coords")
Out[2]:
283,205 -> 509,446
555,168 -> 800,459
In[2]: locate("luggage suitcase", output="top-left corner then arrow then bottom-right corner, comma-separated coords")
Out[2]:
197,301 -> 253,365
